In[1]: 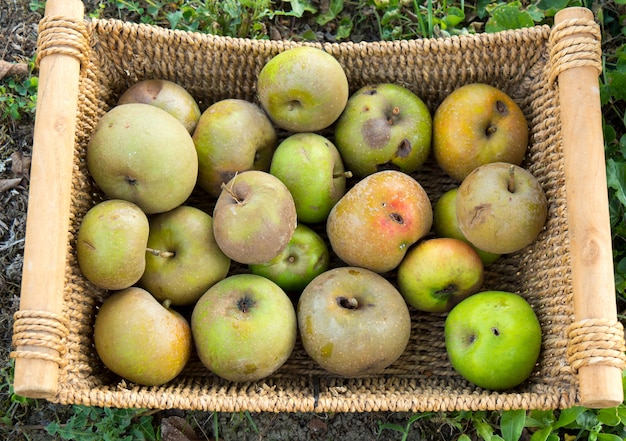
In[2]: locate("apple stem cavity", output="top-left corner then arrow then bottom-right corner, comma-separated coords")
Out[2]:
435,284 -> 457,298
237,296 -> 256,313
387,106 -> 401,125
337,296 -> 359,310
146,247 -> 175,258
492,327 -> 500,336
507,165 -> 516,193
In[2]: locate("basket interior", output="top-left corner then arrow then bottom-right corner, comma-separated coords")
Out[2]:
58,19 -> 578,412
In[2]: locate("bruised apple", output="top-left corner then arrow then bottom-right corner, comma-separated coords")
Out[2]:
397,237 -> 484,313
257,46 -> 349,132
213,171 -> 297,265
326,170 -> 432,273
334,83 -> 432,178
297,267 -> 411,377
444,290 -> 542,390
456,162 -> 547,255
94,287 -> 192,386
191,274 -> 297,382
433,83 -> 528,182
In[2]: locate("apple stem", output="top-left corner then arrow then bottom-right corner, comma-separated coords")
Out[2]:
162,299 -> 172,310
220,173 -> 242,204
146,247 -> 175,258
333,171 -> 353,179
507,165 -> 516,193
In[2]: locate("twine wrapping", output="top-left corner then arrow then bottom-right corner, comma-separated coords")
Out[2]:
567,318 -> 626,372
36,15 -> 90,67
548,17 -> 602,86
11,310 -> 69,367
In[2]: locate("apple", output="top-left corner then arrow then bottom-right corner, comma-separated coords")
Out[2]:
433,187 -> 500,265
212,170 -> 297,265
444,290 -> 542,390
326,170 -> 432,273
87,103 -> 198,214
94,287 -> 192,387
456,162 -> 548,255
397,237 -> 484,313
139,205 -> 231,306
297,267 -> 411,377
117,79 -> 201,134
76,199 -> 149,291
433,83 -> 529,182
269,132 -> 351,224
191,274 -> 297,382
192,98 -> 278,198
334,83 -> 432,178
257,46 -> 349,132
248,223 -> 329,293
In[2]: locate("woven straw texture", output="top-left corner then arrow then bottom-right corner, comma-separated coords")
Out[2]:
13,13 -> 626,412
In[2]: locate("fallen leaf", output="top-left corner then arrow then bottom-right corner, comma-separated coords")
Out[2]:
0,178 -> 23,193
0,60 -> 29,80
161,416 -> 205,441
11,151 -> 31,179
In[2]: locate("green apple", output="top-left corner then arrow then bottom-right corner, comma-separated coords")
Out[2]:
334,83 -> 432,178
76,199 -> 149,290
433,187 -> 500,265
297,267 -> 411,377
433,83 -> 529,182
212,170 -> 297,265
87,103 -> 198,214
192,98 -> 278,198
248,223 -> 329,293
397,237 -> 484,313
191,274 -> 297,382
257,46 -> 349,132
269,133 -> 351,224
139,205 -> 231,306
444,290 -> 542,390
94,287 -> 192,387
327,170 -> 432,273
456,162 -> 548,255
117,79 -> 201,134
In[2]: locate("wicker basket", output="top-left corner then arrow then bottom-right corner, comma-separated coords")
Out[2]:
11,0 -> 626,412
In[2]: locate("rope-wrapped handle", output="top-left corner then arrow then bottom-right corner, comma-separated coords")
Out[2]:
567,319 -> 626,372
548,17 -> 602,86
11,310 -> 69,367
36,15 -> 90,67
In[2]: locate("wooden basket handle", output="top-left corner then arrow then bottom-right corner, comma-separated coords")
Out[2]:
553,7 -> 626,408
11,0 -> 86,399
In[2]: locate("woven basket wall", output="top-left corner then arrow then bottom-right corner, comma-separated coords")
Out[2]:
14,10 -> 626,412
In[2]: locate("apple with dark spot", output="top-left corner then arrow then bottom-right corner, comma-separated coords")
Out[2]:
397,237 -> 484,313
191,274 -> 297,382
444,290 -> 542,390
297,267 -> 411,377
334,83 -> 432,178
326,170 -> 432,273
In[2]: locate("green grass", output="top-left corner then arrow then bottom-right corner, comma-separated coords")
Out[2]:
4,0 -> 626,439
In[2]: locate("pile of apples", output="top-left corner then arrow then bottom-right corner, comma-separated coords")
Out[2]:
78,46 -> 546,392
